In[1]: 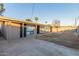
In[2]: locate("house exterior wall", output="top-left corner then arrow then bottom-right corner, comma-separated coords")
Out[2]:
1,22 -> 7,39
0,21 -> 76,40
4,22 -> 20,40
0,17 -> 77,40
3,22 -> 36,40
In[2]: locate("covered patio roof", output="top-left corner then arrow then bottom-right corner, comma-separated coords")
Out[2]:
0,16 -> 52,27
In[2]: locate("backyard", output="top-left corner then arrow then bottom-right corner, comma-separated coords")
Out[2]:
37,31 -> 79,49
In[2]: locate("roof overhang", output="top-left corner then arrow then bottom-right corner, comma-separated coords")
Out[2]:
0,16 -> 52,27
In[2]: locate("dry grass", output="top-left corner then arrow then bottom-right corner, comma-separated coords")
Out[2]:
37,31 -> 79,49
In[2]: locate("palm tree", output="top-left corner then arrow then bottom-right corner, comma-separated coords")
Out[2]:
0,4 -> 5,16
34,17 -> 39,22
34,17 -> 39,36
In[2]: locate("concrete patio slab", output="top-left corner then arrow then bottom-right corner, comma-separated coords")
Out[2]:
0,39 -> 79,56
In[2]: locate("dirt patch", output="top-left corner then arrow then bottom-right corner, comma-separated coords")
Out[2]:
37,32 -> 79,49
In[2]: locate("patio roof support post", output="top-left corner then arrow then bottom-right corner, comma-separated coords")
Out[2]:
37,25 -> 40,34
50,26 -> 52,32
24,23 -> 27,37
20,23 -> 24,38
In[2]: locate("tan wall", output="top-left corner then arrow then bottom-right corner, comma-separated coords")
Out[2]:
52,26 -> 76,32
4,22 -> 20,40
39,26 -> 76,32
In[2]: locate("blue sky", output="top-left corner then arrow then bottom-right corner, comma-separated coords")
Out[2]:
3,3 -> 79,25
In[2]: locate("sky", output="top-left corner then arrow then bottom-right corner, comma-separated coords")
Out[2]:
3,3 -> 79,25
